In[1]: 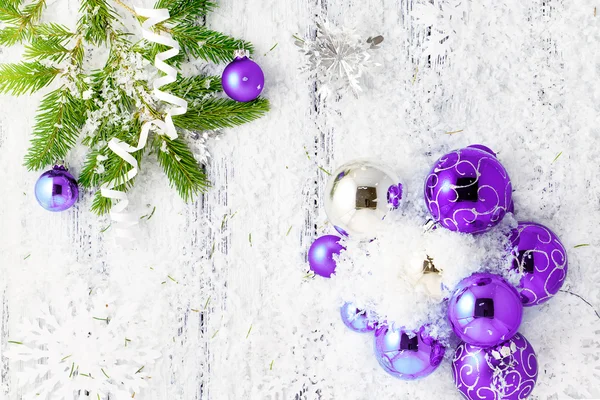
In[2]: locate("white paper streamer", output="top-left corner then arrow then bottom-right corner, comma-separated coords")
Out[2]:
100,7 -> 188,240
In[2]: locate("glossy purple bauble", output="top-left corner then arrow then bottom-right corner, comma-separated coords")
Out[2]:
508,222 -> 568,306
34,165 -> 79,212
340,302 -> 377,332
308,235 -> 345,278
374,324 -> 445,380
452,333 -> 538,400
221,56 -> 265,102
448,273 -> 522,348
424,144 -> 512,234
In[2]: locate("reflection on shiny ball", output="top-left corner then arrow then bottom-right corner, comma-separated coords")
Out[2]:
374,324 -> 445,380
340,302 -> 377,332
448,273 -> 522,347
324,160 -> 402,238
34,165 -> 79,212
508,222 -> 568,306
424,144 -> 512,234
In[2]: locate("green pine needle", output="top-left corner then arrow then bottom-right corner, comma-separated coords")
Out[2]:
173,97 -> 270,131
25,37 -> 70,62
171,25 -> 253,64
153,135 -> 209,201
77,0 -> 116,44
161,75 -> 222,100
154,0 -> 216,23
0,62 -> 60,95
24,87 -> 86,170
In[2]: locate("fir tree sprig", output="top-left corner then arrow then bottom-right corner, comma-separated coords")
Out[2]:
173,98 -> 270,131
153,135 -> 209,200
0,0 -> 270,215
78,0 -> 117,44
0,0 -> 46,45
0,61 -> 60,95
24,87 -> 86,170
161,75 -> 222,100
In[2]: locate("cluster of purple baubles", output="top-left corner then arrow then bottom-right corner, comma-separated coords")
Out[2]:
308,144 -> 568,399
33,56 -> 265,212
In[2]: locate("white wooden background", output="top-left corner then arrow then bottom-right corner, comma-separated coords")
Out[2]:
2,0 -> 600,399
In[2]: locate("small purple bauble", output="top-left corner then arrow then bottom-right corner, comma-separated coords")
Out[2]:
221,56 -> 264,102
308,235 -> 345,278
374,324 -> 445,380
448,273 -> 523,347
34,165 -> 79,212
452,333 -> 538,400
508,222 -> 568,306
424,144 -> 512,234
387,183 -> 403,209
340,302 -> 377,332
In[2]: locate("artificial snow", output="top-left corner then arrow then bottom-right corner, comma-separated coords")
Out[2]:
1,0 -> 600,399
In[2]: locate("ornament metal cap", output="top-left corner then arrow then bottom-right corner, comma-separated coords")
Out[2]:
234,49 -> 249,59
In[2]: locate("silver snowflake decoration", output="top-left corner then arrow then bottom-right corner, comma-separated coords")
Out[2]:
295,20 -> 383,96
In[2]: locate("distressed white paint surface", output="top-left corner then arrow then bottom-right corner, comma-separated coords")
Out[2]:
1,0 -> 600,399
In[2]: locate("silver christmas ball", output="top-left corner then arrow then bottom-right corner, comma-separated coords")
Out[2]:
324,159 -> 402,237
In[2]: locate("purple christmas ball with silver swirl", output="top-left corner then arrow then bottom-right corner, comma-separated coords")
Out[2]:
452,333 -> 538,400
448,273 -> 523,348
374,324 -> 445,380
424,145 -> 512,234
508,222 -> 568,306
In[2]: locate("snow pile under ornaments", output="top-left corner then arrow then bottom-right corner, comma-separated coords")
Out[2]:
307,144 -> 568,399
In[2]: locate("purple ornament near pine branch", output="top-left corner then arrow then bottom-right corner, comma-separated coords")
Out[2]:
221,55 -> 265,102
508,222 -> 568,306
34,165 -> 79,212
424,144 -> 512,234
452,333 -> 538,400
448,273 -> 523,348
374,324 -> 445,380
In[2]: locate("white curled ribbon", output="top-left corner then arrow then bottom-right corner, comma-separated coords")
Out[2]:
100,7 -> 188,240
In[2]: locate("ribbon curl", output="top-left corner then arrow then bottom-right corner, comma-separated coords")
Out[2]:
100,7 -> 188,240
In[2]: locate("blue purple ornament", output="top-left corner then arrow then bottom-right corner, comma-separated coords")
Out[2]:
34,165 -> 79,212
448,273 -> 523,348
308,235 -> 345,278
424,144 -> 512,234
221,51 -> 265,102
508,222 -> 568,306
452,333 -> 538,400
374,324 -> 445,380
387,183 -> 403,209
340,302 -> 377,332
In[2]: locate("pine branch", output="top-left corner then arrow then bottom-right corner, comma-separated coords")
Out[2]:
24,37 -> 70,62
173,97 -> 269,131
24,87 -> 86,170
0,0 -> 45,45
154,0 -> 215,23
0,62 -> 60,95
79,149 -> 104,189
36,22 -> 72,36
171,25 -> 253,64
0,1 -> 22,23
161,75 -> 221,100
78,0 -> 116,44
89,144 -> 143,215
88,122 -> 145,215
153,135 -> 209,201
